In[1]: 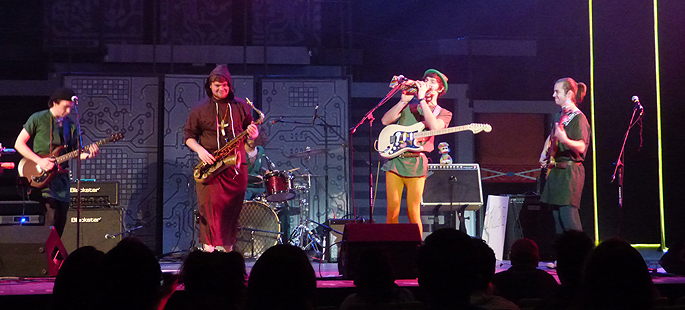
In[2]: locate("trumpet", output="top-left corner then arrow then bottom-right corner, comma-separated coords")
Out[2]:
389,75 -> 435,97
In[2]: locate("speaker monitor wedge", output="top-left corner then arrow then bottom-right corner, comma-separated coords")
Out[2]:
0,226 -> 68,277
338,223 -> 421,280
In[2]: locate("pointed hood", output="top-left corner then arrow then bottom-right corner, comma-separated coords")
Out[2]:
204,65 -> 235,101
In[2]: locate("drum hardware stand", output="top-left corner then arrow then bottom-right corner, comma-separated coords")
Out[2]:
289,181 -> 324,256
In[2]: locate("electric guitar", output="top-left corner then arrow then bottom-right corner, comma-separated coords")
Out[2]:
18,133 -> 124,188
377,123 -> 492,159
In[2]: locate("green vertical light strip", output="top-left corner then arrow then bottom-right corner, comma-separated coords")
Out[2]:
653,0 -> 666,251
588,0 -> 600,246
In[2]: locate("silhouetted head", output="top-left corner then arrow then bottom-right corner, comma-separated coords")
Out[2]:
510,238 -> 540,268
52,246 -> 105,310
418,228 -> 477,307
247,245 -> 317,310
581,238 -> 656,310
101,237 -> 161,310
554,230 -> 594,287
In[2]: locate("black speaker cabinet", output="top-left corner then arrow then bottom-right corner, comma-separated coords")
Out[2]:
0,226 -> 68,277
338,223 -> 421,280
422,164 -> 484,211
505,195 -> 555,261
61,207 -> 123,254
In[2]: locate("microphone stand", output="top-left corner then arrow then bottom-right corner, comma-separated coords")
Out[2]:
272,117 -> 343,230
350,84 -> 403,223
312,112 -> 347,224
611,104 -> 643,239
73,100 -> 84,250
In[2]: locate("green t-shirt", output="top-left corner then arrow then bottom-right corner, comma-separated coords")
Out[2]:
23,110 -> 78,202
381,103 -> 453,177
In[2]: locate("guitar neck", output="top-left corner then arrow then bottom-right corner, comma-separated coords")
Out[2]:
415,125 -> 472,138
54,138 -> 110,164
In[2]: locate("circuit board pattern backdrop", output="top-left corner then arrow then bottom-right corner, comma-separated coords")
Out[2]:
261,78 -> 349,229
162,75 -> 255,253
64,75 -> 160,249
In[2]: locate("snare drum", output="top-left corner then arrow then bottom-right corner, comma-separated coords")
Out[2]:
264,170 -> 295,202
235,200 -> 281,258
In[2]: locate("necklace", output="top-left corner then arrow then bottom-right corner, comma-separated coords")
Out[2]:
219,102 -> 230,136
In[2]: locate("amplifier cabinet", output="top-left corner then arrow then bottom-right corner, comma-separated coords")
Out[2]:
69,181 -> 119,206
422,164 -> 484,210
61,207 -> 123,254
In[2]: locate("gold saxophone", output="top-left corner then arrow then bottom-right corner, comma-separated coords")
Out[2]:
193,98 -> 265,184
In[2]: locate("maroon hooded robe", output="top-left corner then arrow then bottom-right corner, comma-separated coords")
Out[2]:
184,65 -> 253,247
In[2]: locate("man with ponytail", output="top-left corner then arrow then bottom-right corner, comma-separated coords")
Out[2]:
539,77 -> 591,234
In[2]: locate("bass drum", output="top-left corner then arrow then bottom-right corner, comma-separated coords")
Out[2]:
234,200 -> 281,258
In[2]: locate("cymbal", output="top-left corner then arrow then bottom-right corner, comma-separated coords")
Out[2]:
287,148 -> 328,159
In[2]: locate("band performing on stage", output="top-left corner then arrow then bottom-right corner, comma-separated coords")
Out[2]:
3,66 -> 594,253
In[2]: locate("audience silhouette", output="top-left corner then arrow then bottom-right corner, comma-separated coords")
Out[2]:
469,238 -> 519,310
52,246 -> 106,310
580,237 -> 660,310
247,244 -> 317,310
491,238 -> 558,304
418,228 -> 483,310
536,230 -> 593,310
101,237 -> 163,310
164,250 -> 247,310
339,247 -> 415,310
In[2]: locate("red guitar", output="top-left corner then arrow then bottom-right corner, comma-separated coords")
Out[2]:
18,133 -> 123,188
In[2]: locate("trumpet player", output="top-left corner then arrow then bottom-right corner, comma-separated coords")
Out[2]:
184,65 -> 259,252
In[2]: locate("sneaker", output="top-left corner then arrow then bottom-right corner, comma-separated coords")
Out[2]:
202,244 -> 215,252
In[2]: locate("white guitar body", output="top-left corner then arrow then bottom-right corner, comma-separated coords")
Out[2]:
378,122 -> 492,159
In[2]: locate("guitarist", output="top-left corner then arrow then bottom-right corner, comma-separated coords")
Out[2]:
380,69 -> 452,237
14,87 -> 100,236
184,65 -> 258,252
538,77 -> 590,234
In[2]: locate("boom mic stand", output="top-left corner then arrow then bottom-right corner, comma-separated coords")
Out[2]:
350,83 -> 403,223
73,96 -> 84,250
611,100 -> 643,239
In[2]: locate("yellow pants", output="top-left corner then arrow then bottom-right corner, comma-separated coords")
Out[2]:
385,171 -> 425,237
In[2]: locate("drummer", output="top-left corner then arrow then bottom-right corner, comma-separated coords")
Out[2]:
244,133 -> 269,200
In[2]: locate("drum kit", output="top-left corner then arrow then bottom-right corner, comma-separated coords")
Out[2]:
234,148 -> 327,258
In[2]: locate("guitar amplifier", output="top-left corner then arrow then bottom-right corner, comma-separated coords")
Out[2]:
70,181 -> 119,206
422,164 -> 484,210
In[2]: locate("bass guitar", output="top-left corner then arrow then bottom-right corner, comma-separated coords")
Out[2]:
18,133 -> 124,188
377,123 -> 491,159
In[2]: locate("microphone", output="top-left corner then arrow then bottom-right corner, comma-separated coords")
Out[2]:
71,95 -> 79,105
263,154 -> 276,170
631,95 -> 643,115
311,103 -> 319,126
